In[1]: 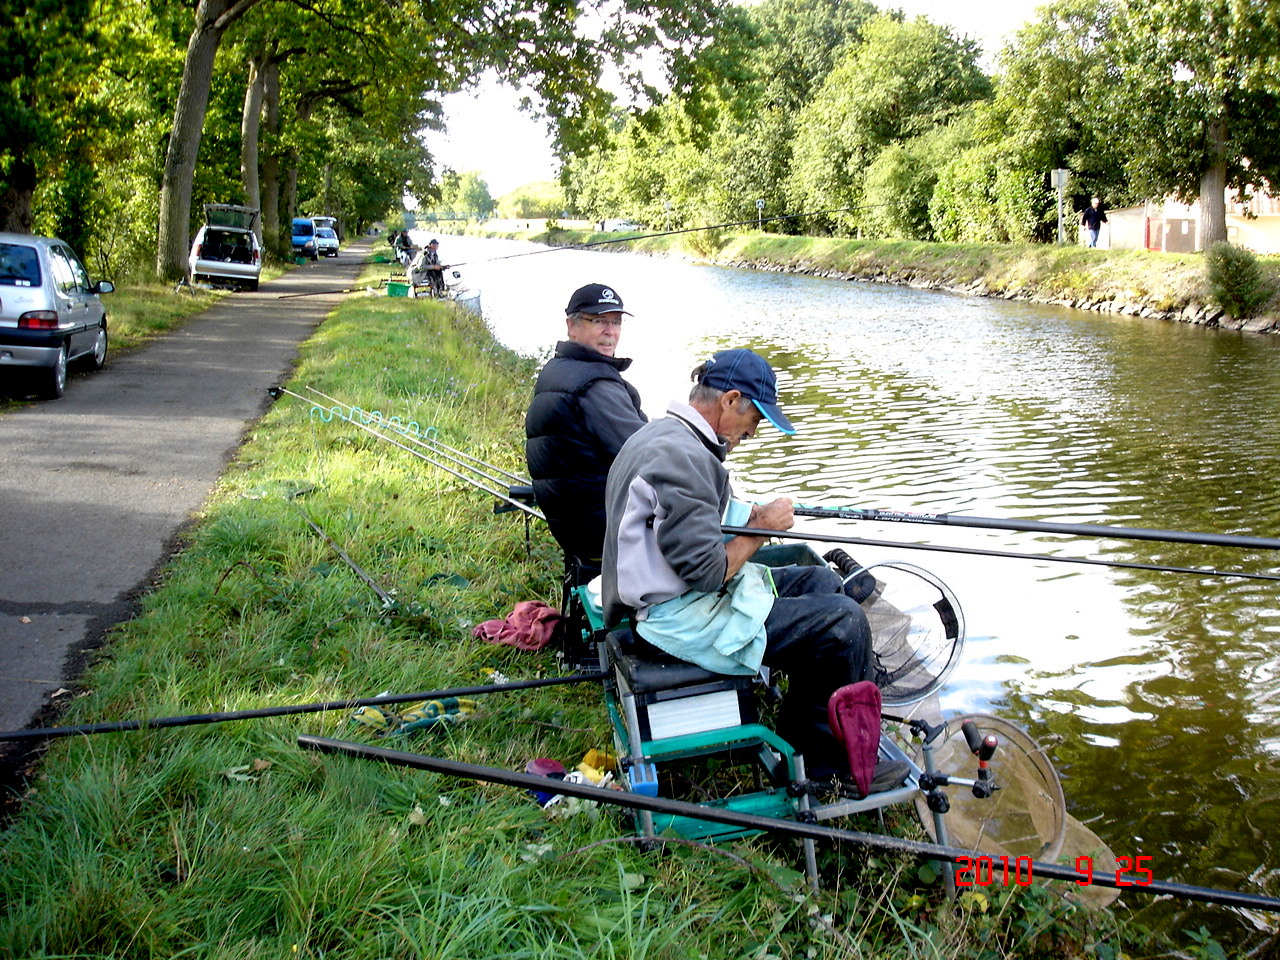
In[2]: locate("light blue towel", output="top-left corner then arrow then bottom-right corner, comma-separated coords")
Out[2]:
638,563 -> 776,675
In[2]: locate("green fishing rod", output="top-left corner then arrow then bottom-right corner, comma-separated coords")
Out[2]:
268,385 -> 543,519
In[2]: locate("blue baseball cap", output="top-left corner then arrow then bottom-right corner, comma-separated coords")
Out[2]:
699,348 -> 796,435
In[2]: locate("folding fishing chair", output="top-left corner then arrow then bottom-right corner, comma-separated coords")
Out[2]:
570,552 -> 1059,890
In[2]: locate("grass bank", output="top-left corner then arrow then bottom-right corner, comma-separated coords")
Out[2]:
469,223 -> 1280,334
0,266 -> 1178,958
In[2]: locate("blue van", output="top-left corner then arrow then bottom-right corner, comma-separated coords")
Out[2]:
290,217 -> 317,261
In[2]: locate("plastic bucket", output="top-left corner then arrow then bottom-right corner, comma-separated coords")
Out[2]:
386,281 -> 410,298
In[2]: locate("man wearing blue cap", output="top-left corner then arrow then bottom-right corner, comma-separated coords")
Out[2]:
525,283 -> 647,573
601,348 -> 881,782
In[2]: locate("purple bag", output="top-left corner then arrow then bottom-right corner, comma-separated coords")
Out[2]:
827,681 -> 883,797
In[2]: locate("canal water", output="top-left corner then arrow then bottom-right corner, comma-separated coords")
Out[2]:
424,231 -> 1280,943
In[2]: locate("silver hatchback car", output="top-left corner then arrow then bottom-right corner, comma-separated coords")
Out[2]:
0,232 -> 114,399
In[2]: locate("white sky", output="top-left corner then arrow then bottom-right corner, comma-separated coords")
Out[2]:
428,0 -> 1046,198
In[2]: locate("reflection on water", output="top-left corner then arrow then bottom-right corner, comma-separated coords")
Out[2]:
430,232 -> 1280,943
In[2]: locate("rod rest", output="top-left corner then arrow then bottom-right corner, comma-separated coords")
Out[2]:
605,630 -> 753,697
507,484 -> 536,504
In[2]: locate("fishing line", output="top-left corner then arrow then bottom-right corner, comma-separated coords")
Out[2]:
297,736 -> 1280,914
0,674 -> 606,742
276,201 -> 887,298
723,525 -> 1280,582
436,201 -> 886,270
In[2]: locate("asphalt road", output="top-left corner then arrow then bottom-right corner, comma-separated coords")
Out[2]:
0,243 -> 369,748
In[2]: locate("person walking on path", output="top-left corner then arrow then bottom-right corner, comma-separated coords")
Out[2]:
1081,197 -> 1108,248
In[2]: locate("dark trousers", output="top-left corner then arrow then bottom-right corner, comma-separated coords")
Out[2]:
762,565 -> 873,776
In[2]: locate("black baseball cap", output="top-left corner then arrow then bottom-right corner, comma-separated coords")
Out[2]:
698,348 -> 796,435
566,283 -> 631,316
427,238 -> 439,246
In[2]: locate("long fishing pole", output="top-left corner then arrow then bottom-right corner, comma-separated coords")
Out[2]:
793,505 -> 1280,552
297,735 -> 1280,914
0,673 -> 605,743
298,385 -> 530,489
295,508 -> 394,605
723,525 -> 1280,583
275,202 -> 883,299
278,385 -> 1279,578
268,386 -> 542,519
438,202 -> 878,269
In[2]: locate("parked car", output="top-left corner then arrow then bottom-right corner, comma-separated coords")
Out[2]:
189,204 -> 262,291
603,218 -> 644,232
311,215 -> 338,238
315,227 -> 340,257
291,217 -> 318,261
0,232 -> 114,399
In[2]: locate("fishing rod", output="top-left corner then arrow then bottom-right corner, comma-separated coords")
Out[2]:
297,735 -> 1280,914
268,386 -> 542,519
438,202 -> 879,269
277,386 -> 1279,579
276,284 -> 381,300
723,525 -> 1280,583
792,505 -> 1280,552
274,202 -> 884,299
295,507 -> 395,605
0,673 -> 605,743
299,384 -> 531,489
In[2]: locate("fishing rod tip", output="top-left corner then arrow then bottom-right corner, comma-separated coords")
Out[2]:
267,386 -> 283,398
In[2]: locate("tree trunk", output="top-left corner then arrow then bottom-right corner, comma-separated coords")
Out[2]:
260,59 -> 281,255
0,157 -> 36,234
1199,116 -> 1228,249
155,0 -> 264,281
280,99 -> 315,231
240,52 -> 267,241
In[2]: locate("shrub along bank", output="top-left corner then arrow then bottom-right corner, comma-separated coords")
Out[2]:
471,223 -> 1280,334
0,275 -> 1180,958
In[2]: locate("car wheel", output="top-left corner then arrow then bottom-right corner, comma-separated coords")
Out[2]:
87,323 -> 108,371
245,279 -> 259,292
42,343 -> 68,400
311,253 -> 318,261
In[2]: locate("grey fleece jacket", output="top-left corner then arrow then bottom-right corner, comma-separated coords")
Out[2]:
601,402 -> 733,628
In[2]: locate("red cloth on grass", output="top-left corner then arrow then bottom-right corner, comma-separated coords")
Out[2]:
471,601 -> 563,652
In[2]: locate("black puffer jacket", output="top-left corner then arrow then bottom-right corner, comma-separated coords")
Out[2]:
525,341 -> 645,563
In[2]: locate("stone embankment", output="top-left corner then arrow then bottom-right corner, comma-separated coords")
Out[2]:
712,254 -> 1280,335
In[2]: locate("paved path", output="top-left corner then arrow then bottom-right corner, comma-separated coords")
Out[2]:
0,243 -> 370,745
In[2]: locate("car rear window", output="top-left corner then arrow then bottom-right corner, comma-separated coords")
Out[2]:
0,243 -> 41,287
201,229 -> 255,263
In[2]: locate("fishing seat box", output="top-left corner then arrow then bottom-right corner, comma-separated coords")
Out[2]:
605,630 -> 756,742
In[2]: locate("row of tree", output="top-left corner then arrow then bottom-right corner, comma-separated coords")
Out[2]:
7,0 -> 1277,280
2,0 -> 728,280
563,0 -> 1280,249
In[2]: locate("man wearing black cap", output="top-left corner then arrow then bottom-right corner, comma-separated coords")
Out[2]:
525,283 -> 647,574
601,348 -> 883,782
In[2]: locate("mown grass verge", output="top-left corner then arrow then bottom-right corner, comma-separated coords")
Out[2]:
469,223 -> 1280,330
0,274 -> 1169,958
